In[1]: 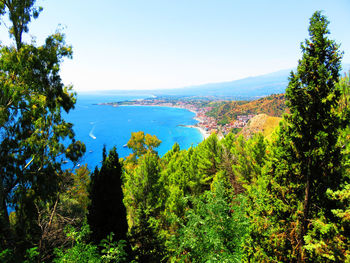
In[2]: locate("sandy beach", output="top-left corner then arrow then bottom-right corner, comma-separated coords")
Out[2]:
195,126 -> 210,140
191,117 -> 210,140
181,124 -> 210,140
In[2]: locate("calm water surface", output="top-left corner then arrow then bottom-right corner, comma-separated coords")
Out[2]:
64,94 -> 203,169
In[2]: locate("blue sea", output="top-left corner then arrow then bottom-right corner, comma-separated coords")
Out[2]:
64,93 -> 203,170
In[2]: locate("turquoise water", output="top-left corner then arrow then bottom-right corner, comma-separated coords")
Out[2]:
64,94 -> 203,169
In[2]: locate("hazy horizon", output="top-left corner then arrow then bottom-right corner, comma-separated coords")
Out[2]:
75,64 -> 350,94
0,0 -> 349,92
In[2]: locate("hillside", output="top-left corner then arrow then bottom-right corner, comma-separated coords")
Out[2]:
207,93 -> 286,124
239,113 -> 282,138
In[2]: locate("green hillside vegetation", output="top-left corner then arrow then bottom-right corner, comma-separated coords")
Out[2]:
207,93 -> 286,125
0,3 -> 349,263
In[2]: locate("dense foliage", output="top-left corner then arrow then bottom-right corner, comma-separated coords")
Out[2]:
0,4 -> 349,263
88,146 -> 128,246
243,11 -> 348,262
0,0 -> 85,260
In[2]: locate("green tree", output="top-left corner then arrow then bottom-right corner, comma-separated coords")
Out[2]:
156,144 -> 203,241
53,222 -> 128,263
126,131 -> 161,161
159,145 -> 193,220
123,133 -> 163,226
0,0 -> 43,50
302,74 -> 350,261
196,133 -> 222,191
243,11 -> 347,262
100,233 -> 128,263
337,73 -> 350,114
124,151 -> 162,226
53,222 -> 100,263
31,165 -> 91,261
232,134 -> 267,185
128,209 -> 166,263
124,151 -> 165,262
123,132 -> 166,262
169,181 -> 248,262
0,0 -> 85,256
87,146 -> 128,246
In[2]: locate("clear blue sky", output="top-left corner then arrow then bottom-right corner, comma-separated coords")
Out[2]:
1,0 -> 349,91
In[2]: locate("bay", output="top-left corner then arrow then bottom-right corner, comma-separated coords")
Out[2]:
64,93 -> 203,170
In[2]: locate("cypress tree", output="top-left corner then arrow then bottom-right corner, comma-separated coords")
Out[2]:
87,146 -> 128,245
285,12 -> 344,261
243,11 -> 346,262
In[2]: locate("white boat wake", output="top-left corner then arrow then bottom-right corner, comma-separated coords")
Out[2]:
89,126 -> 96,139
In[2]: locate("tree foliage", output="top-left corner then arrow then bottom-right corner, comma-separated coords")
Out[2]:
126,131 -> 161,161
88,146 -> 128,246
0,0 -> 85,258
243,11 -> 348,262
0,0 -> 43,50
33,165 -> 90,261
123,131 -> 250,261
169,181 -> 248,263
123,137 -> 165,262
1,5 -> 349,262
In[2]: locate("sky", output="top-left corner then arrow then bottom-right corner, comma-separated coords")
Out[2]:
0,0 -> 349,92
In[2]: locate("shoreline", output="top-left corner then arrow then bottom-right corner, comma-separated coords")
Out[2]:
118,104 -> 210,140
198,127 -> 210,140
182,125 -> 210,140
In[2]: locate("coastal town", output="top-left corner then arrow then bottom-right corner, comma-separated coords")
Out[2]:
100,97 -> 256,138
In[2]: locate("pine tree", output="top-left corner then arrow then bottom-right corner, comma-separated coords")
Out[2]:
197,133 -> 222,190
128,209 -> 166,263
169,181 -> 247,262
87,146 -> 128,245
243,11 -> 346,262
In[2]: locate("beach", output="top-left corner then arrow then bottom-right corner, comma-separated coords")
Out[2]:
119,104 -> 210,141
195,126 -> 210,139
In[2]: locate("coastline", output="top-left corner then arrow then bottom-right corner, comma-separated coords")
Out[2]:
194,126 -> 210,140
118,104 -> 210,140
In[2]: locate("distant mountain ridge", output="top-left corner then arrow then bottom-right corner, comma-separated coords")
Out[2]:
165,63 -> 350,98
89,69 -> 290,99
177,68 -> 292,97
87,63 -> 350,99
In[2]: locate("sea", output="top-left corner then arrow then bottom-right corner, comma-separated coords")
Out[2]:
64,93 -> 203,170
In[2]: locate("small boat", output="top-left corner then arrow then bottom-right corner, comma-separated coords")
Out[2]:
123,144 -> 128,148
63,160 -> 68,164
89,150 -> 93,153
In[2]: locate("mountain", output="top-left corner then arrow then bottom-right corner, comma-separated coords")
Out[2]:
90,69 -> 291,99
160,63 -> 350,98
91,63 -> 350,99
162,68 -> 292,98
